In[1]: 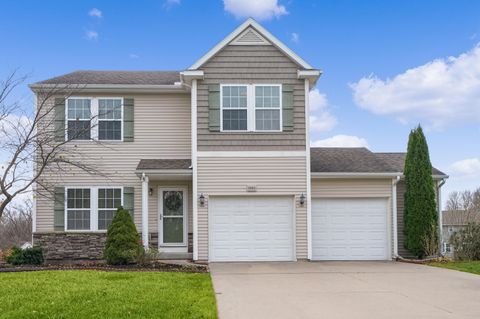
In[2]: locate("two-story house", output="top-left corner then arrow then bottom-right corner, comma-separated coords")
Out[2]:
30,19 -> 447,262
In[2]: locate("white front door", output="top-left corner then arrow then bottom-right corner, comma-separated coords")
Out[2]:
209,196 -> 294,262
159,188 -> 187,249
312,198 -> 389,260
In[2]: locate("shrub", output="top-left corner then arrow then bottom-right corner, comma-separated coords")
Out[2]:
450,223 -> 480,260
5,246 -> 44,265
134,248 -> 158,266
403,125 -> 438,258
104,206 -> 143,265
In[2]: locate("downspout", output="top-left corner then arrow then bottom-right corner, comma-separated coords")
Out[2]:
437,178 -> 447,256
392,175 -> 401,259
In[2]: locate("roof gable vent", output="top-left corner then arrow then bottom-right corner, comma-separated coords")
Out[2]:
230,27 -> 271,46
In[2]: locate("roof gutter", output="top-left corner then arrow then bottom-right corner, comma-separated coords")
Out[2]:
311,172 -> 404,179
298,69 -> 322,88
28,83 -> 188,94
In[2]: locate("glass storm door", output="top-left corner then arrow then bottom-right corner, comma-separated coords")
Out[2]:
160,189 -> 186,246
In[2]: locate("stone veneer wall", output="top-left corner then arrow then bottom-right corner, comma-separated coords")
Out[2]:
33,233 -> 107,261
34,232 -> 194,261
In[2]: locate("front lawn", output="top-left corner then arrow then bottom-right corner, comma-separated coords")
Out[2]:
0,270 -> 217,318
429,261 -> 480,275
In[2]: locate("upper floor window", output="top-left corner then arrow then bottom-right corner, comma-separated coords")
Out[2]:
66,97 -> 123,141
98,99 -> 123,140
67,99 -> 91,140
222,86 -> 248,131
255,85 -> 281,131
221,84 -> 282,132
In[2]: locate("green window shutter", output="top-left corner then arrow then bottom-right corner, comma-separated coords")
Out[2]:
54,187 -> 65,231
282,85 -> 294,132
54,98 -> 66,142
208,84 -> 220,132
123,98 -> 134,142
123,187 -> 134,221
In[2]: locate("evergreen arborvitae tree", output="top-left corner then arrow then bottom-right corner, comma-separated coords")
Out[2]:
403,125 -> 438,258
104,207 -> 142,265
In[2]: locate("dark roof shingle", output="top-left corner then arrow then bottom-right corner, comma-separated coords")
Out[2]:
310,148 -> 396,173
136,159 -> 191,170
310,147 -> 446,176
34,70 -> 180,85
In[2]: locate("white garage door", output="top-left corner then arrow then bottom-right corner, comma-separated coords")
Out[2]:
312,198 -> 389,260
209,196 -> 294,262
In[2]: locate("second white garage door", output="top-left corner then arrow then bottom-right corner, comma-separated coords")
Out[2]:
209,196 -> 294,262
312,198 -> 389,260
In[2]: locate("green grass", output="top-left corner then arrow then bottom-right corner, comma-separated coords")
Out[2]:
429,261 -> 480,275
0,270 -> 217,319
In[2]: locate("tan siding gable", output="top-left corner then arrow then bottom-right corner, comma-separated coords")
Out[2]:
197,45 -> 306,151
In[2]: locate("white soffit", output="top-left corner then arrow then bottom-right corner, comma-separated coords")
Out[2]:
230,27 -> 271,45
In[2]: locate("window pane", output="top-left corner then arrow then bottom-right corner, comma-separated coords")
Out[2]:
256,110 -> 280,131
99,99 -> 122,120
67,99 -> 91,120
163,217 -> 183,243
68,120 -> 91,140
67,210 -> 90,230
98,210 -> 115,230
255,86 -> 280,108
222,86 -> 247,109
98,121 -> 121,140
223,110 -> 247,131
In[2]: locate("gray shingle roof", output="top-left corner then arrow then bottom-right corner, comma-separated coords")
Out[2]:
34,70 -> 180,85
310,147 -> 446,176
442,210 -> 480,226
375,152 -> 446,176
136,159 -> 191,170
310,148 -> 396,173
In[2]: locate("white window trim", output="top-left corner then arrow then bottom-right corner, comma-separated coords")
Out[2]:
64,186 -> 124,232
220,84 -> 283,133
65,97 -> 124,142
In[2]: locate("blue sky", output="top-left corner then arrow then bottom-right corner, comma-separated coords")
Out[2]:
1,0 -> 479,201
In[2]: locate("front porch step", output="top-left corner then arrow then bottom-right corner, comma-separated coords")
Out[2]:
157,252 -> 193,260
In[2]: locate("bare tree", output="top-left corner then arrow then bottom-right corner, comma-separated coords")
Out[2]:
445,188 -> 480,225
0,70 -> 106,218
0,200 -> 32,250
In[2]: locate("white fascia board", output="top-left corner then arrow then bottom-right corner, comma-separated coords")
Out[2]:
298,70 -> 322,88
197,151 -> 306,158
311,172 -> 404,178
188,18 -> 314,70
29,83 -> 187,93
135,169 -> 192,176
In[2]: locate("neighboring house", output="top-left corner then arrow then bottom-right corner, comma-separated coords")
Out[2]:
442,210 -> 480,257
29,19 -> 447,262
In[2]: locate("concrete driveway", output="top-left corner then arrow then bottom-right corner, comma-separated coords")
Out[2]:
210,261 -> 480,319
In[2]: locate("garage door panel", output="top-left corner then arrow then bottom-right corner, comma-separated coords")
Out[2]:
312,198 -> 388,261
210,196 -> 294,262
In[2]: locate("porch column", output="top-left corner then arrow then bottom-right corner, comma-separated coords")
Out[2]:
141,173 -> 149,249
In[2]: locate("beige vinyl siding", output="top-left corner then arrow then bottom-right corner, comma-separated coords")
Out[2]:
35,93 -> 191,232
396,180 -> 412,257
197,45 -> 306,151
311,179 -> 392,198
197,156 -> 307,261
311,178 -> 394,257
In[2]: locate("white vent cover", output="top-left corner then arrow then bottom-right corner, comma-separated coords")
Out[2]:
230,27 -> 271,46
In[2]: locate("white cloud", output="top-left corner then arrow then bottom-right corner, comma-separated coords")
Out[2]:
351,44 -> 480,129
291,32 -> 299,43
450,158 -> 480,176
223,0 -> 288,20
85,30 -> 99,41
129,53 -> 139,59
311,135 -> 369,148
89,8 -> 102,18
309,89 -> 337,132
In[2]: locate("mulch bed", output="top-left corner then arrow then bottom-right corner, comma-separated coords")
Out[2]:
0,261 -> 209,273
